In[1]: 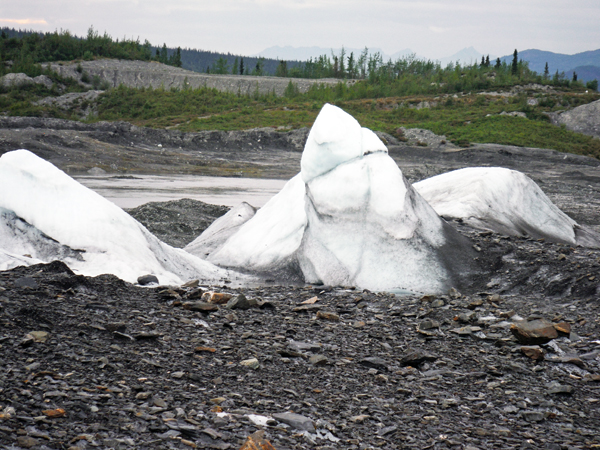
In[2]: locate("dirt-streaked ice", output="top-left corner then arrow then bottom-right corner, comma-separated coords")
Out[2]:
0,150 -> 246,285
414,167 -> 600,247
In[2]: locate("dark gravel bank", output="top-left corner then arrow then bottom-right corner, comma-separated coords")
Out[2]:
125,199 -> 230,248
1,219 -> 600,450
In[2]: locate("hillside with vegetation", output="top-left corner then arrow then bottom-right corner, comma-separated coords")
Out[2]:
0,27 -> 299,77
1,28 -> 600,160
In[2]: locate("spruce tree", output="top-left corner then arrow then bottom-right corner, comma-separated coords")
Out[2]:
544,62 -> 549,79
232,57 -> 239,75
495,57 -> 501,69
511,49 -> 518,76
239,58 -> 244,75
573,71 -> 578,82
347,52 -> 355,78
485,55 -> 490,67
275,60 -> 288,77
160,44 -> 168,64
172,47 -> 182,68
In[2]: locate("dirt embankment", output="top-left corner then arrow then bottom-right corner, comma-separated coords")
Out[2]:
0,116 -> 311,179
45,59 -> 342,96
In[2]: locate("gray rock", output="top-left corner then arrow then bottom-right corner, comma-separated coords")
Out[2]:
500,111 -> 528,118
240,357 -> 259,369
272,412 -> 315,432
288,340 -> 321,352
522,410 -> 546,422
398,127 -> 455,149
418,318 -> 440,330
225,293 -> 252,310
358,357 -> 388,371
137,274 -> 159,285
0,73 -> 34,87
34,90 -> 103,119
309,354 -> 328,366
547,382 -> 574,395
550,99 -> 600,138
13,277 -> 38,289
400,350 -> 437,367
32,75 -> 53,89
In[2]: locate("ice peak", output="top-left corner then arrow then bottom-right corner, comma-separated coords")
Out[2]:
301,104 -> 364,182
361,128 -> 388,155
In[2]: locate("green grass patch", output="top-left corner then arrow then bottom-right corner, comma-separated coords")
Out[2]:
415,115 -> 600,158
4,80 -> 600,161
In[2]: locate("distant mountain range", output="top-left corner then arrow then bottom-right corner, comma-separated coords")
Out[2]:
499,49 -> 600,82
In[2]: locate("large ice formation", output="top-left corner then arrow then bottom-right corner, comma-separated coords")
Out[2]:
414,167 -> 600,247
0,150 -> 244,285
201,104 -> 476,292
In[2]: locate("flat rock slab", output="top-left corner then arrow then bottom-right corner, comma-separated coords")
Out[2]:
272,412 -> 315,432
400,350 -> 438,367
511,319 -> 558,344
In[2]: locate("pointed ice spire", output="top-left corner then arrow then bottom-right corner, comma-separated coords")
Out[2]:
301,103 -> 363,182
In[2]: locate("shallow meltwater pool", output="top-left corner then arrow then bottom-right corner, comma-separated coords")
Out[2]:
74,174 -> 288,208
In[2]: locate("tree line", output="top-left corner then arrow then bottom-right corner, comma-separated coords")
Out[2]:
0,27 -> 301,78
1,27 -> 596,95
0,27 -> 184,77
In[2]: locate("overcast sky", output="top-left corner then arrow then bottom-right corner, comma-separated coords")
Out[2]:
2,0 -> 599,60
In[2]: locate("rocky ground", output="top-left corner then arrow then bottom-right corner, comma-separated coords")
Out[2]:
2,117 -> 600,449
0,117 -> 309,179
1,229 -> 600,450
126,199 -> 230,249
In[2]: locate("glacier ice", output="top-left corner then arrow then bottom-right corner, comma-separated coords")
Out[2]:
414,167 -> 600,247
1,207 -> 84,267
205,104 -> 476,292
207,173 -> 307,279
4,104 -> 593,293
301,103 -> 364,183
0,149 -> 248,285
185,201 -> 256,259
298,146 -> 474,293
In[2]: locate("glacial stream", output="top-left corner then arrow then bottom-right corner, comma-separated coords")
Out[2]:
74,174 -> 288,208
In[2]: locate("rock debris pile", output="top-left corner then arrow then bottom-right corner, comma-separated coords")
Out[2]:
1,257 -> 599,449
